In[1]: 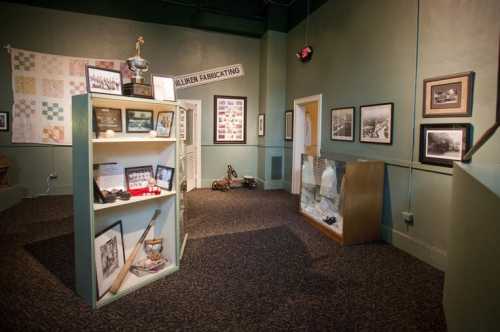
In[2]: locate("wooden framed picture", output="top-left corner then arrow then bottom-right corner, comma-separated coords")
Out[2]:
93,107 -> 122,133
156,111 -> 174,138
359,103 -> 393,145
86,65 -> 123,96
0,112 -> 9,132
258,114 -> 265,137
423,71 -> 474,117
213,95 -> 247,144
124,165 -> 154,191
285,110 -> 293,141
95,220 -> 125,300
126,109 -> 154,133
331,107 -> 354,141
152,74 -> 176,102
155,165 -> 175,191
419,123 -> 472,167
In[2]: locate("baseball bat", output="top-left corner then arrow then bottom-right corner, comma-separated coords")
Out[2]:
109,209 -> 161,294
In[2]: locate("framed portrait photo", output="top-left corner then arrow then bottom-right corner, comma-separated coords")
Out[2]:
126,109 -> 154,133
258,114 -> 265,137
93,107 -> 122,133
86,65 -> 123,95
152,74 -> 176,102
125,165 -> 154,191
419,123 -> 472,167
423,71 -> 474,117
331,107 -> 354,141
95,220 -> 125,300
213,95 -> 247,144
0,112 -> 9,131
156,111 -> 175,138
360,103 -> 393,145
285,110 -> 293,141
155,165 -> 175,191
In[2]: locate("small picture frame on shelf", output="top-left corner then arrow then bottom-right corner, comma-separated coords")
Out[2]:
125,166 -> 154,191
285,110 -> 293,141
331,107 -> 354,141
126,109 -> 154,133
156,111 -> 175,138
419,123 -> 472,167
86,65 -> 123,96
359,103 -> 393,145
0,112 -> 9,131
95,220 -> 125,300
258,114 -> 265,137
152,74 -> 176,102
93,107 -> 122,133
155,165 -> 175,191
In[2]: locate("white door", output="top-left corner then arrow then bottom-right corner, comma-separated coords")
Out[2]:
178,100 -> 202,191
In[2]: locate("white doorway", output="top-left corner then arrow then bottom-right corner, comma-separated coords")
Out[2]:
178,99 -> 202,191
291,94 -> 322,194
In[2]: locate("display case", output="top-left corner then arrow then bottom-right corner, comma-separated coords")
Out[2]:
300,153 -> 384,245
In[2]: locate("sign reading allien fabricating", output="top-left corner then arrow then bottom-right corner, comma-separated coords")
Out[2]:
174,64 -> 244,89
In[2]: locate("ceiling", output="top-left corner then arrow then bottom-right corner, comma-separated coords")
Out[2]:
2,0 -> 328,37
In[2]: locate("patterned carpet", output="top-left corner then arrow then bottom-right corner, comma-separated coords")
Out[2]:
0,189 -> 446,331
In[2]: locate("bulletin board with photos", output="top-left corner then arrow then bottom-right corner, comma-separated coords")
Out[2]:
213,95 -> 247,144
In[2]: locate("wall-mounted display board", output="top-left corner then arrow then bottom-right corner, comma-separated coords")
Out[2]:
213,95 -> 246,144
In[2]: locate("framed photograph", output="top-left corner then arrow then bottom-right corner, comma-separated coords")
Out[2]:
95,220 -> 125,299
86,65 -> 123,95
423,71 -> 474,117
419,123 -> 472,167
359,103 -> 393,145
125,165 -> 154,191
0,112 -> 9,132
213,95 -> 247,144
156,111 -> 175,138
179,109 -> 186,140
258,114 -> 265,137
331,107 -> 354,141
126,109 -> 154,133
93,107 -> 122,133
155,165 -> 175,191
285,110 -> 293,141
152,74 -> 176,102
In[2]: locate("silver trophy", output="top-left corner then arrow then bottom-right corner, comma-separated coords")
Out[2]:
123,36 -> 153,98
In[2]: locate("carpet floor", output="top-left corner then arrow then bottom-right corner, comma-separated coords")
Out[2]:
0,189 -> 446,331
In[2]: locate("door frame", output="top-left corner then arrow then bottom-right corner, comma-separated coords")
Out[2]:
179,99 -> 202,189
291,94 -> 322,194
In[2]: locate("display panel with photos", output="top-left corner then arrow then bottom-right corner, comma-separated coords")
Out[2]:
125,166 -> 154,191
423,72 -> 474,117
331,107 -> 354,141
93,107 -> 122,133
359,103 -> 393,145
152,75 -> 176,102
126,109 -> 154,133
258,114 -> 265,136
155,165 -> 175,191
213,95 -> 247,144
86,66 -> 123,95
419,123 -> 472,167
156,111 -> 174,137
285,110 -> 293,141
0,112 -> 8,131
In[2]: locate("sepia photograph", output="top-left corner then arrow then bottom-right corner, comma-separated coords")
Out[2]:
419,123 -> 471,167
126,109 -> 154,133
331,107 -> 354,141
93,107 -> 122,132
156,111 -> 174,137
86,66 -> 123,95
360,103 -> 393,145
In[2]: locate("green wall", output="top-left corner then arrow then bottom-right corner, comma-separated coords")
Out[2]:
0,2 -> 261,195
285,0 -> 500,270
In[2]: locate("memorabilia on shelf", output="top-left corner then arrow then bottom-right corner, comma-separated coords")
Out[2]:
155,165 -> 175,191
156,111 -> 174,137
258,114 -> 265,137
331,107 -> 354,141
213,95 -> 247,144
423,71 -> 474,118
93,107 -> 122,133
0,112 -> 9,131
123,36 -> 153,98
104,130 -> 115,138
130,257 -> 167,277
94,162 -> 124,191
152,74 -> 176,101
86,65 -> 123,95
419,123 -> 472,167
144,238 -> 164,261
285,110 -> 293,141
0,154 -> 10,188
124,165 -> 159,195
126,109 -> 154,133
359,103 -> 393,145
95,220 -> 125,299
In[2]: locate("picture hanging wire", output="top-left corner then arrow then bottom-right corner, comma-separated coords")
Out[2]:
304,0 -> 310,45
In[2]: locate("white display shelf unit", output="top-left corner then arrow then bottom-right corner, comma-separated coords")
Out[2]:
72,93 -> 180,309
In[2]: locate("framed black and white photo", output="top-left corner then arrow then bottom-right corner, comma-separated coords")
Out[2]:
86,65 -> 123,95
126,109 -> 154,133
0,112 -> 8,132
213,95 -> 247,144
93,107 -> 122,133
423,72 -> 474,117
331,107 -> 354,141
156,111 -> 174,138
125,165 -> 154,191
95,220 -> 125,300
360,103 -> 393,145
285,110 -> 293,141
419,123 -> 472,167
258,114 -> 265,137
152,74 -> 176,102
155,165 -> 175,191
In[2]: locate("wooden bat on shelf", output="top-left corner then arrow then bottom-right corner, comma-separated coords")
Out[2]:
109,209 -> 161,294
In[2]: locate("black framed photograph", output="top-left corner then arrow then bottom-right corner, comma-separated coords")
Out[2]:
419,123 -> 472,167
360,103 -> 393,145
0,112 -> 9,131
423,71 -> 474,118
126,109 -> 154,133
125,165 -> 154,191
93,107 -> 122,133
213,95 -> 247,144
152,74 -> 176,102
95,220 -> 125,300
285,110 -> 293,141
156,111 -> 175,138
86,65 -> 123,95
258,114 -> 265,137
155,165 -> 175,191
331,107 -> 354,141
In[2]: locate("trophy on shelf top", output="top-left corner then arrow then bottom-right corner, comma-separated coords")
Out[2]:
123,36 -> 153,98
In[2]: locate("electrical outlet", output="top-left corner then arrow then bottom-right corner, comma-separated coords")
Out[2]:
48,173 -> 58,180
402,211 -> 414,225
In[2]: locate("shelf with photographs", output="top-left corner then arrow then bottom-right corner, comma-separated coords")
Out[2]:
72,93 -> 180,309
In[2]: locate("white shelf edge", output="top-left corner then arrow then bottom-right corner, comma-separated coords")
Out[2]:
89,93 -> 178,106
94,190 -> 177,211
92,137 -> 176,143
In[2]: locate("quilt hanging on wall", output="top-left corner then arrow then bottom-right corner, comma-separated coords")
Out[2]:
10,48 -> 131,145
